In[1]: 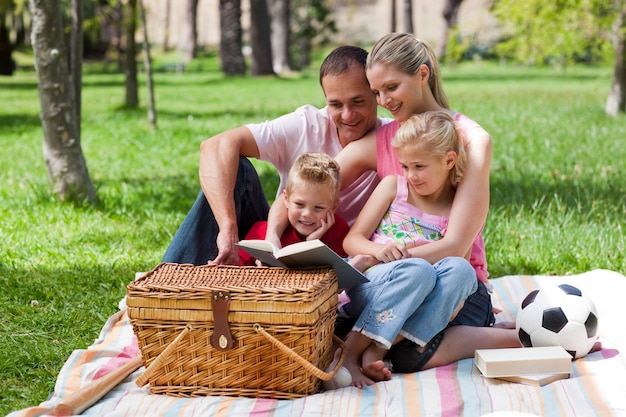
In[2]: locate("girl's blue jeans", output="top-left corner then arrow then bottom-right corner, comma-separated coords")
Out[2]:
343,257 -> 478,349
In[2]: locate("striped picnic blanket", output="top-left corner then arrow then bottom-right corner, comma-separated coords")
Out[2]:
8,269 -> 626,417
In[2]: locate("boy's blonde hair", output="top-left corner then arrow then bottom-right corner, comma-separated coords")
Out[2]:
392,111 -> 466,186
367,33 -> 449,110
286,153 -> 341,205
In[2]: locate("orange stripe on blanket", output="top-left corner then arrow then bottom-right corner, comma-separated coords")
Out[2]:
213,396 -> 237,416
401,372 -> 422,412
572,354 -> 617,417
96,310 -> 133,350
62,350 -> 104,393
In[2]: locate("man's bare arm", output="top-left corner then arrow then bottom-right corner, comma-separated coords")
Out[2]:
199,126 -> 260,264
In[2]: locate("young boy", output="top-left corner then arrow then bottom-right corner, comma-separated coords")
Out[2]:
239,153 -> 350,265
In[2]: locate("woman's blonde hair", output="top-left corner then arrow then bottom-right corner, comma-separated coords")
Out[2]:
286,153 -> 341,205
392,111 -> 466,186
367,32 -> 449,109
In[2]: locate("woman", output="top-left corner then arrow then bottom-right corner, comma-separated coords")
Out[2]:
335,33 -> 519,375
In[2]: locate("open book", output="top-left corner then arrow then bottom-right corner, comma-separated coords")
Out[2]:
236,239 -> 368,289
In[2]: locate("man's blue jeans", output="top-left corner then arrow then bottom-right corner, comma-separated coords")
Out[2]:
161,157 -> 270,265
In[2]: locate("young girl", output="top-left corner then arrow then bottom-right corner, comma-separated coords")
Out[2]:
340,111 -> 480,387
239,152 -> 350,265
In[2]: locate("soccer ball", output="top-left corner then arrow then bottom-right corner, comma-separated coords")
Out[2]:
516,283 -> 599,359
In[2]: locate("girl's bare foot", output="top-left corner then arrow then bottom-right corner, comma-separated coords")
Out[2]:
344,356 -> 375,388
361,343 -> 392,382
341,332 -> 377,388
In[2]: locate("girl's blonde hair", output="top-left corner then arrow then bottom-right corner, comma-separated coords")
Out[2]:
286,153 -> 341,205
392,111 -> 466,186
367,33 -> 449,109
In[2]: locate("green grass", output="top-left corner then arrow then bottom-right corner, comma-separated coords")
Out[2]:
1,56 -> 624,413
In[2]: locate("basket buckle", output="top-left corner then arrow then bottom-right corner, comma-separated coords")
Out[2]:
210,290 -> 235,351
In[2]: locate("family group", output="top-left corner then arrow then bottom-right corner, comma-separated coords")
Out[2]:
160,33 -> 523,387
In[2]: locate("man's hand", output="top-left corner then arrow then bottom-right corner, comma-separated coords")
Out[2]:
210,229 -> 241,265
306,210 -> 336,241
375,243 -> 409,263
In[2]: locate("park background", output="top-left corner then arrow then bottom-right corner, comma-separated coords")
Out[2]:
1,0 -> 625,414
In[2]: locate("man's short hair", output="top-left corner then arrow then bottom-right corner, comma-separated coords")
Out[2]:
319,46 -> 368,86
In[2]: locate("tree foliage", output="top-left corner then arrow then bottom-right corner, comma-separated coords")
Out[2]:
492,0 -> 617,66
289,0 -> 336,69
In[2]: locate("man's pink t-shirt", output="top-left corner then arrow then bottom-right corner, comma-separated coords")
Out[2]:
247,104 -> 386,225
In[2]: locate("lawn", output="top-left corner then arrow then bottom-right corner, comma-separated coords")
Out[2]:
1,54 -> 624,413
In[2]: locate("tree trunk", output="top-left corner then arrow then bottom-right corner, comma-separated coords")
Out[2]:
125,0 -> 139,108
437,0 -> 464,59
250,0 -> 275,76
70,0 -> 83,132
269,0 -> 290,74
403,0 -> 413,33
219,0 -> 245,75
0,16 -> 14,75
162,0 -> 171,52
183,0 -> 198,63
29,0 -> 97,204
113,2 -> 124,70
139,0 -> 157,128
606,0 -> 626,115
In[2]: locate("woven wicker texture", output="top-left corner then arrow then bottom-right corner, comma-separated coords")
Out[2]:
127,263 -> 338,399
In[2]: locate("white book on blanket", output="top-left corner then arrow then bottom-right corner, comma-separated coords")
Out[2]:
496,372 -> 570,386
475,346 -> 572,378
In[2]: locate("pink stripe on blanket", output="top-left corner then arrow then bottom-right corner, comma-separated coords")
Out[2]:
436,364 -> 460,417
250,398 -> 278,416
93,337 -> 139,380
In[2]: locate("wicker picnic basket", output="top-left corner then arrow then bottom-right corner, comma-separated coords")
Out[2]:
126,262 -> 343,399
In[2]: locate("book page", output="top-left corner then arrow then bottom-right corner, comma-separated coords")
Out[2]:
236,240 -> 279,254
274,239 -> 326,257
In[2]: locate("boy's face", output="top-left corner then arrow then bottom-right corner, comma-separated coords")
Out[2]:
283,182 -> 336,238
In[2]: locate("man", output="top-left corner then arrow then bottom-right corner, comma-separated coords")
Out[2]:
161,46 -> 385,266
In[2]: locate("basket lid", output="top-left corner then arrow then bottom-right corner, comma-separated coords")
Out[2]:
126,263 -> 338,322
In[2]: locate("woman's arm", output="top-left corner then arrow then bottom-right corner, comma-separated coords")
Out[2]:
334,130 -> 378,190
343,175 -> 408,262
406,127 -> 492,262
